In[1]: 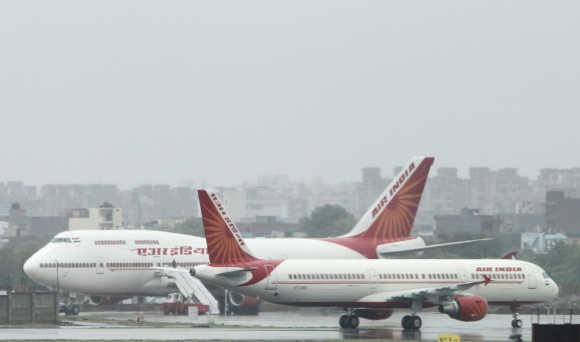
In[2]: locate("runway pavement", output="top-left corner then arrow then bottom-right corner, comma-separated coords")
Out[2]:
0,310 -> 576,341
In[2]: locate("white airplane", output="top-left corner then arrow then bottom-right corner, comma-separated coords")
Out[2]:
190,190 -> 559,330
23,156 -> 487,314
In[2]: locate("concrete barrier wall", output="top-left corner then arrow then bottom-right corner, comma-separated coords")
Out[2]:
0,292 -> 57,325
0,295 -> 8,324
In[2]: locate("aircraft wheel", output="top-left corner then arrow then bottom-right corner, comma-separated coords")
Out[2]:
348,315 -> 359,329
71,304 -> 80,316
339,314 -> 350,329
402,315 -> 421,330
511,318 -> 523,328
410,315 -> 422,330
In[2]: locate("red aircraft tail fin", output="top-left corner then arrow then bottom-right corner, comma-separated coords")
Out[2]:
197,190 -> 257,265
343,156 -> 434,242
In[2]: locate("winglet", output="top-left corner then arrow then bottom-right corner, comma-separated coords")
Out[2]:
343,156 -> 434,241
197,190 -> 258,265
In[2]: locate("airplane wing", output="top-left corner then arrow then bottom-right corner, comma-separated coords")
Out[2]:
357,275 -> 492,303
215,267 -> 256,278
378,238 -> 494,257
154,267 -> 219,314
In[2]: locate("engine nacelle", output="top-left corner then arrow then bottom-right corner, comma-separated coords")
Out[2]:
438,295 -> 488,322
90,296 -> 130,305
226,291 -> 260,315
354,309 -> 394,320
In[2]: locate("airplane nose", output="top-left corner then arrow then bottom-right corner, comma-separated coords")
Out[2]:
552,281 -> 560,298
23,256 -> 35,278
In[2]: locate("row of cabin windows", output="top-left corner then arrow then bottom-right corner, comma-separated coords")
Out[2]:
471,273 -> 525,280
379,273 -> 459,280
39,261 -> 200,269
40,262 -> 97,268
106,261 -> 200,268
288,273 -> 365,280
134,240 -> 160,245
107,262 -> 154,268
94,240 -> 126,245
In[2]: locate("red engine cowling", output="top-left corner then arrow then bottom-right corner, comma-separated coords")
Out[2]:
354,309 -> 394,320
438,295 -> 488,322
227,291 -> 260,315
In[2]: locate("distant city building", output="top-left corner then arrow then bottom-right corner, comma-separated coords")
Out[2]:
545,190 -> 580,235
0,202 -> 67,238
237,216 -> 301,238
434,208 -> 501,239
354,167 -> 389,217
521,232 -> 568,254
67,203 -> 123,230
3,163 -> 580,237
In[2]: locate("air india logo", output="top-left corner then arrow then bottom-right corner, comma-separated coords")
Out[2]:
359,160 -> 429,241
200,191 -> 256,264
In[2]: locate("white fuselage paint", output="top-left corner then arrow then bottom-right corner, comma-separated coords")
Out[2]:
194,259 -> 558,308
23,230 -> 419,296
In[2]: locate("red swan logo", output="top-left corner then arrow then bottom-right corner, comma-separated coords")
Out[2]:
199,190 -> 256,265
353,158 -> 432,242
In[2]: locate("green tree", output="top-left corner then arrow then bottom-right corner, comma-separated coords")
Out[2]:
0,236 -> 48,290
299,204 -> 356,238
520,242 -> 580,295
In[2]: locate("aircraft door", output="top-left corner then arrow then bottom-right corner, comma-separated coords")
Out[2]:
96,258 -> 105,275
367,269 -> 378,290
527,273 -> 537,289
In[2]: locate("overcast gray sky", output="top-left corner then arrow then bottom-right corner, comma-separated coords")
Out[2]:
0,1 -> 578,187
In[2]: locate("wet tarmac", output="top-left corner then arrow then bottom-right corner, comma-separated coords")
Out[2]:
0,310 -> 576,340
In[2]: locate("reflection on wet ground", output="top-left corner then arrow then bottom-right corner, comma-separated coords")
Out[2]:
0,310 -> 575,340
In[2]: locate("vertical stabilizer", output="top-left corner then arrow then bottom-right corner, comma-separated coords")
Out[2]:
198,190 -> 257,265
344,156 -> 434,241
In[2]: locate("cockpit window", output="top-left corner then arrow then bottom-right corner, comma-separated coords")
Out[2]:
51,237 -> 72,243
542,272 -> 550,279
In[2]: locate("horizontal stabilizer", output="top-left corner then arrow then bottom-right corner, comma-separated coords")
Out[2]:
378,238 -> 494,257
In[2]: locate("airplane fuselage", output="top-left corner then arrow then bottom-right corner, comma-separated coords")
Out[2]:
24,230 -> 425,296
195,259 -> 558,309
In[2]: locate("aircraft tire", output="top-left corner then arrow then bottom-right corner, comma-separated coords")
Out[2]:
71,304 -> 80,316
348,316 -> 360,329
511,319 -> 523,328
339,314 -> 349,329
410,315 -> 422,329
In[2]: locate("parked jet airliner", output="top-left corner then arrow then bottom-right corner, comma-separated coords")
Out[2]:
24,156 -> 487,313
190,189 -> 559,329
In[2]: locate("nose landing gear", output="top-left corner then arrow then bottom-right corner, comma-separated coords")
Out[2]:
511,315 -> 523,328
511,305 -> 523,328
339,314 -> 360,329
402,315 -> 422,330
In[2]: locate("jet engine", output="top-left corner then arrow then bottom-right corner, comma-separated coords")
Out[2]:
225,291 -> 260,315
90,295 -> 131,305
354,308 -> 394,320
438,295 -> 488,322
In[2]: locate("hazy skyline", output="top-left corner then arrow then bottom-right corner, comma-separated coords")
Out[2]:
1,1 -> 578,188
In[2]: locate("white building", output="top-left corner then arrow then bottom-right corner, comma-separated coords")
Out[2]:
68,206 -> 123,230
521,232 -> 568,254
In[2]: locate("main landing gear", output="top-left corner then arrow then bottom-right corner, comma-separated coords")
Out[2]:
339,314 -> 360,329
401,315 -> 422,330
511,305 -> 523,328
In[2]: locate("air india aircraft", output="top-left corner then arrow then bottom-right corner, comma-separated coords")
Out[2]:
190,188 -> 558,330
24,156 -> 487,315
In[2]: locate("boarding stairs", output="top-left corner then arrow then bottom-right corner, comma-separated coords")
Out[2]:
159,268 -> 219,315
